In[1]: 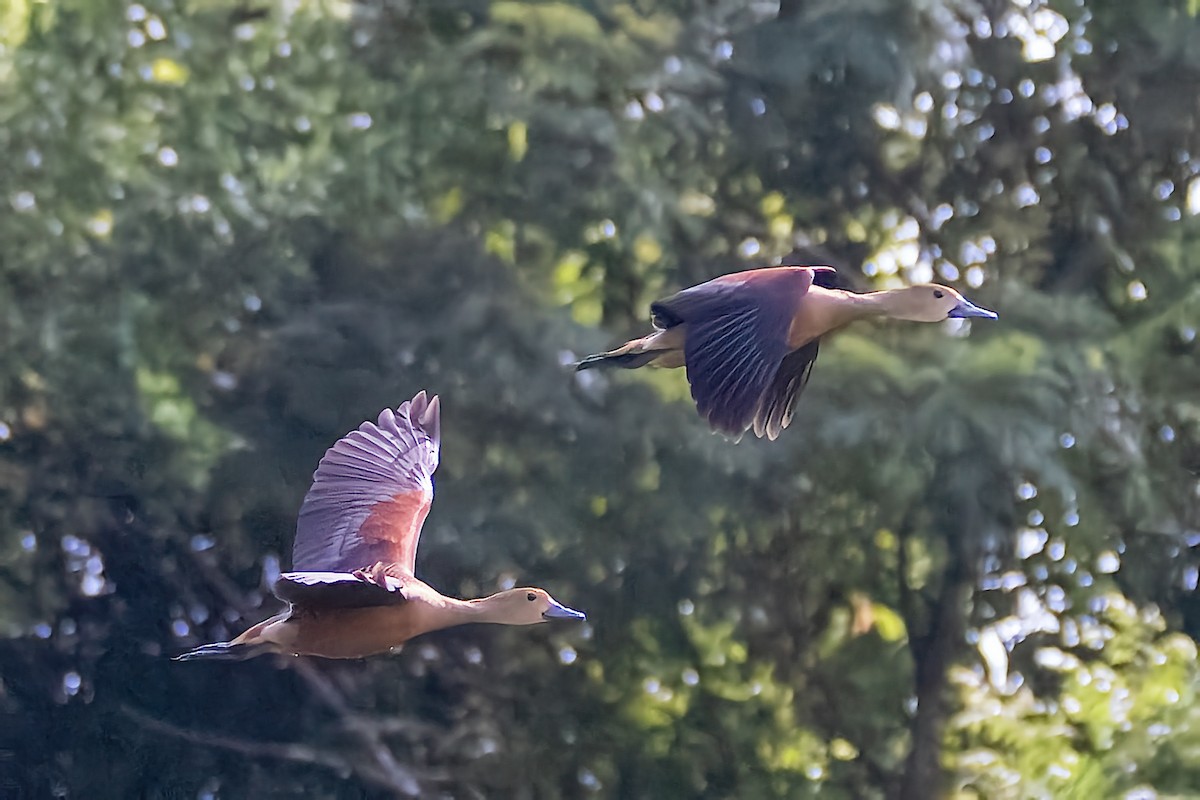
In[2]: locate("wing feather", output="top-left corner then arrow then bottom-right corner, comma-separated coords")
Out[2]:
753,339 -> 821,440
652,268 -> 822,437
274,570 -> 411,610
291,391 -> 441,574
687,310 -> 780,435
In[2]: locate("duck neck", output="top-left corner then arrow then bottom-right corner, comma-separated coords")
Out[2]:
828,289 -> 890,324
792,289 -> 888,346
411,596 -> 487,634
857,289 -> 923,322
444,595 -> 511,626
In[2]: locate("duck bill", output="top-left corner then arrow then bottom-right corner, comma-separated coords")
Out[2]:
543,599 -> 587,621
947,298 -> 998,320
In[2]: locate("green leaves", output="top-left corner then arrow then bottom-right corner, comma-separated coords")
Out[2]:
951,595 -> 1200,798
3,0 -> 1200,797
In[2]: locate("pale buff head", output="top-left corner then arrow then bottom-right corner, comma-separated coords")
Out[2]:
878,283 -> 998,323
478,588 -> 587,626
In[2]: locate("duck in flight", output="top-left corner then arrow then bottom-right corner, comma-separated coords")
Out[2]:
176,391 -> 585,662
576,266 -> 997,440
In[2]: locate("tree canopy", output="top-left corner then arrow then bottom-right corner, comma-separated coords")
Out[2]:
1,0 -> 1199,797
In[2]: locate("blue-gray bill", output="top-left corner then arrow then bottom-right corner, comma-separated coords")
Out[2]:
543,600 -> 587,621
947,299 -> 998,320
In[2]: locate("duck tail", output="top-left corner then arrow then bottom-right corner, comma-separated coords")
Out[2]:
574,336 -> 666,371
574,350 -> 659,371
172,641 -> 275,662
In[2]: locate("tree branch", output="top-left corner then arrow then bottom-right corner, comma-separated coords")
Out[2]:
121,705 -> 368,784
895,463 -> 983,800
292,660 -> 423,796
121,702 -> 435,796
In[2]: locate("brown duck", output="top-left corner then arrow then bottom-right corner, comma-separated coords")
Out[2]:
176,391 -> 585,661
576,266 -> 997,440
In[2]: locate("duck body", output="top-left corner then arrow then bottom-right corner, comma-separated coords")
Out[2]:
176,392 -> 585,663
225,569 -> 437,659
235,600 -> 439,660
278,606 -> 430,660
576,266 -> 997,440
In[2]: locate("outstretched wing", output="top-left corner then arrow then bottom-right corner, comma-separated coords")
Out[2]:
650,267 -> 830,438
291,391 -> 441,574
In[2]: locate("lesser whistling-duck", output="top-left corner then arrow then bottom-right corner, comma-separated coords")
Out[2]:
576,266 -> 997,440
176,391 -> 585,661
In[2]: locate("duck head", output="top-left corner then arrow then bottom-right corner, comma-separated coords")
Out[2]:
881,283 -> 998,323
482,588 -> 587,625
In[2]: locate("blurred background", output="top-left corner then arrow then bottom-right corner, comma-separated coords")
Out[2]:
1,0 -> 1199,797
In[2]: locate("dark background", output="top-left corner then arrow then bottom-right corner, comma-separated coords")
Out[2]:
2,0 -> 1199,797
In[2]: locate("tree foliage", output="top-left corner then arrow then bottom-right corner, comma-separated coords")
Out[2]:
1,0 -> 1199,797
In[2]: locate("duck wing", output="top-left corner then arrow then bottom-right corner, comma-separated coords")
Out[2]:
291,391 -> 441,575
753,339 -> 821,441
650,267 -> 830,438
273,565 -> 418,610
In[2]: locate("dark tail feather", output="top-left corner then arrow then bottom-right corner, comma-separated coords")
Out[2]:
574,350 -> 660,371
173,641 -> 275,662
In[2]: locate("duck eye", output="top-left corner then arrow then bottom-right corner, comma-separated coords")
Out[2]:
527,592 -> 536,602
933,289 -> 945,299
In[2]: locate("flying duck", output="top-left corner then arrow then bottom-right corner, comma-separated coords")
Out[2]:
576,266 -> 997,440
176,391 -> 585,661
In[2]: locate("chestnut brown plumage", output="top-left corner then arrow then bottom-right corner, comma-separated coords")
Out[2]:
576,266 -> 997,440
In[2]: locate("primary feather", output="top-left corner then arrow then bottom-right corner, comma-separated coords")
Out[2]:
292,392 -> 440,575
